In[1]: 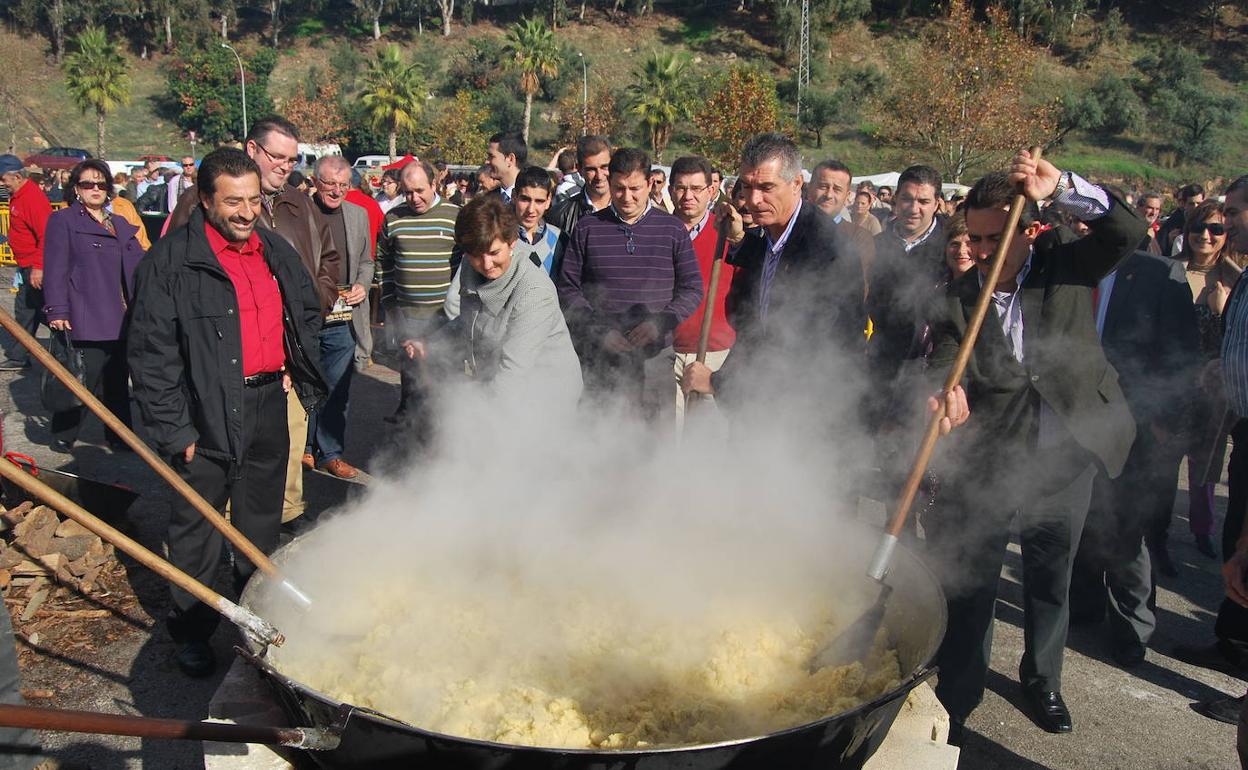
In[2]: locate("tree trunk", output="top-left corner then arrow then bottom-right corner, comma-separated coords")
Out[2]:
388,130 -> 397,163
50,0 -> 66,63
373,13 -> 382,39
270,0 -> 281,47
221,12 -> 228,40
439,0 -> 453,36
164,14 -> 173,50
580,0 -> 586,20
522,92 -> 533,144
815,127 -> 822,148
96,110 -> 105,160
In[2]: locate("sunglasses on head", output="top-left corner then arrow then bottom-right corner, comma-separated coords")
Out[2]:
1189,222 -> 1226,236
75,181 -> 109,191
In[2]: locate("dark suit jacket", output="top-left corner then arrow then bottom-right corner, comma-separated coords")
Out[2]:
713,202 -> 865,403
929,190 -> 1146,478
866,217 -> 948,381
1100,251 -> 1201,433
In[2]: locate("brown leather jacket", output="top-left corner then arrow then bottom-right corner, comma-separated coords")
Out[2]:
167,183 -> 342,312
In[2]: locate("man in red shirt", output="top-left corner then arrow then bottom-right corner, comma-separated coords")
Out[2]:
667,155 -> 741,431
128,148 -> 326,678
0,154 -> 53,370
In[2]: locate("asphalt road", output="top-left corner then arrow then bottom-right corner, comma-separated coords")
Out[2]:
0,265 -> 1239,769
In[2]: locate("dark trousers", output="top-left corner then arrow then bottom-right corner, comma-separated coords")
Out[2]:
0,597 -> 40,769
2,268 -> 43,365
1071,429 -> 1172,647
307,323 -> 355,463
925,445 -> 1097,722
49,339 -> 131,444
1218,420 -> 1248,646
166,379 -> 288,643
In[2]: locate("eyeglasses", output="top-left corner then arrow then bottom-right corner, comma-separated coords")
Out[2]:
75,181 -> 110,191
1189,222 -> 1227,236
671,185 -> 708,196
182,162 -> 195,168
617,225 -> 636,255
254,143 -> 295,168
319,182 -> 349,191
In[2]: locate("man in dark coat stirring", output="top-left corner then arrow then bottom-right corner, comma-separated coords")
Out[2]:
924,151 -> 1145,741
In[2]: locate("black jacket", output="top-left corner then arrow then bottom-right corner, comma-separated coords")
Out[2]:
866,217 -> 948,385
712,202 -> 865,404
545,190 -> 594,236
929,190 -> 1146,478
127,208 -> 327,467
1100,250 -> 1201,434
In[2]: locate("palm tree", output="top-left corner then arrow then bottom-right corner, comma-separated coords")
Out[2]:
62,27 -> 131,160
502,18 -> 561,144
359,45 -> 425,162
626,51 -> 692,162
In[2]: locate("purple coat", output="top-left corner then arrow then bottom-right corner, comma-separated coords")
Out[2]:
42,202 -> 145,342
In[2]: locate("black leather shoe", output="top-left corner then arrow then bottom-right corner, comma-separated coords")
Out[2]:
1193,695 -> 1244,725
1023,687 -> 1072,733
50,439 -> 73,454
174,640 -> 216,678
947,718 -> 966,746
1172,640 -> 1248,680
1112,641 -> 1147,669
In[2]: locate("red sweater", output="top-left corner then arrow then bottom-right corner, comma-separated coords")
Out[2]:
8,180 -> 52,269
345,189 -> 384,257
672,218 -> 738,353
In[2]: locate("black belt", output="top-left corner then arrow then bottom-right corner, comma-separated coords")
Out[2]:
243,371 -> 281,388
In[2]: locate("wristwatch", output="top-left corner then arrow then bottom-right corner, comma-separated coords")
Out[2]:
1051,170 -> 1072,200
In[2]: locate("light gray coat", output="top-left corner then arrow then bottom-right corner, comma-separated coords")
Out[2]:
342,201 -> 376,368
439,250 -> 582,404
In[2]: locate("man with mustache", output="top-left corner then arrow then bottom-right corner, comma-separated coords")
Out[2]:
128,148 -> 327,678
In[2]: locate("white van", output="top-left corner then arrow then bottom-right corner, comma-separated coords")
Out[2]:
352,155 -> 390,170
296,142 -> 343,170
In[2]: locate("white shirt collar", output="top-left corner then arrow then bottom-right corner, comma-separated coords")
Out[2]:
610,200 -> 652,225
767,199 -> 803,256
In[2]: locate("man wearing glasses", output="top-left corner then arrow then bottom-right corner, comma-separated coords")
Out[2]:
169,116 -> 342,528
556,147 -> 703,419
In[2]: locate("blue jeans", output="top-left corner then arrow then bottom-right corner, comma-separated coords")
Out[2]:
308,323 -> 356,463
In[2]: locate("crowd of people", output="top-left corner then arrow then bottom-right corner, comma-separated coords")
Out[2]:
2,112 -> 1248,765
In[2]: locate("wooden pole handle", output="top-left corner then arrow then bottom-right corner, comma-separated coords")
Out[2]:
884,147 -> 1044,542
694,224 -> 730,364
0,453 -> 283,647
0,308 -> 280,579
0,703 -> 338,749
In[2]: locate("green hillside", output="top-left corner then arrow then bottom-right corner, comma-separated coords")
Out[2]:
3,1 -> 1245,190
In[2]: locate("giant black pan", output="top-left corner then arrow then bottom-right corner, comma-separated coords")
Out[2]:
239,527 -> 946,770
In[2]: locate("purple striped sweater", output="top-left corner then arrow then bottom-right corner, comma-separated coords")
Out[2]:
556,205 -> 704,340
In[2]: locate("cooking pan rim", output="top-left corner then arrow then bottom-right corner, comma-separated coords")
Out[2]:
242,542 -> 946,757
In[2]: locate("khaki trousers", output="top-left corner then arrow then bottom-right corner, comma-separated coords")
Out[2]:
673,349 -> 730,435
282,387 -> 307,524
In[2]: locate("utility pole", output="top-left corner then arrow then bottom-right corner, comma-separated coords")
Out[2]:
797,0 -> 810,123
221,43 -> 248,142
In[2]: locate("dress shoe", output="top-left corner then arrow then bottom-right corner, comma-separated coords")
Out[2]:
1022,687 -> 1072,733
1151,544 -> 1178,577
1196,534 -> 1219,559
49,439 -> 73,454
301,452 -> 315,470
174,640 -> 216,678
1112,641 -> 1147,668
1172,640 -> 1248,680
0,359 -> 29,372
1193,695 -> 1244,725
946,718 -> 966,746
319,458 -> 359,479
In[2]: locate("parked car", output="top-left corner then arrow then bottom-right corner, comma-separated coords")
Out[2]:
23,147 -> 92,170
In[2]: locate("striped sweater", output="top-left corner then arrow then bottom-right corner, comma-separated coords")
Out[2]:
556,205 -> 704,345
377,198 -> 460,318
